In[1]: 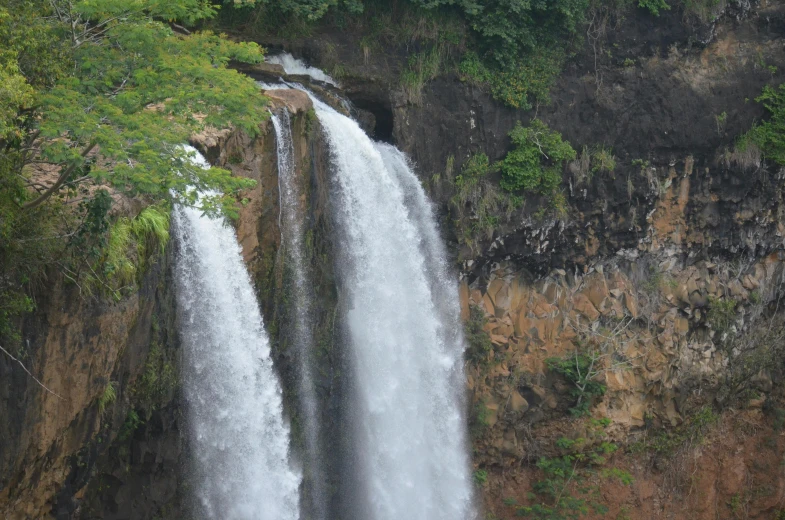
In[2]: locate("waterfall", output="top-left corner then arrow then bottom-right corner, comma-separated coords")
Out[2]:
266,53 -> 339,86
308,95 -> 475,520
174,147 -> 301,520
270,110 -> 327,520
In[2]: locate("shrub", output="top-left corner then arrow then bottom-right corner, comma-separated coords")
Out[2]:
518,422 -> 632,519
464,305 -> 492,365
748,84 -> 785,165
707,296 -> 736,335
591,147 -> 616,174
98,382 -> 117,413
546,352 -> 607,417
499,120 -> 576,194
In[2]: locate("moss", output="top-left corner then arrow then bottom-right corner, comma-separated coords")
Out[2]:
133,341 -> 177,416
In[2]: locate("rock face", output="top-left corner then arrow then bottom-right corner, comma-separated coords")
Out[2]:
6,4 -> 785,520
257,4 -> 785,519
0,255 -> 182,520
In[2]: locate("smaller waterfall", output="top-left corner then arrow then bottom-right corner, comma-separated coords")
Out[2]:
266,53 -> 339,86
174,147 -> 301,520
271,110 -> 327,520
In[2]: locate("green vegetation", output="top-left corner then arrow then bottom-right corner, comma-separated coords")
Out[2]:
546,352 -> 607,417
465,305 -> 493,365
745,84 -> 785,165
500,120 -> 576,194
118,409 -> 144,443
401,46 -> 443,104
450,153 -> 519,252
0,0 -> 266,346
707,296 -> 737,335
470,399 -> 493,439
133,342 -> 177,416
517,421 -> 632,519
629,406 -> 719,456
449,120 -> 574,250
473,469 -> 488,485
591,147 -> 616,175
98,381 -> 117,413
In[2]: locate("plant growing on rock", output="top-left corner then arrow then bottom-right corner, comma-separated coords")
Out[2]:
546,352 -> 607,417
500,120 -> 576,195
516,421 -> 632,519
464,305 -> 493,366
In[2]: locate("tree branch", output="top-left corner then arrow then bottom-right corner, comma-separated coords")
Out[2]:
22,141 -> 97,210
0,344 -> 65,400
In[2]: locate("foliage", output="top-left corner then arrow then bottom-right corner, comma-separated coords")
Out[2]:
636,0 -> 671,15
98,206 -> 170,296
470,399 -> 493,438
747,84 -> 785,166
473,469 -> 488,485
591,147 -> 616,174
546,352 -> 607,417
0,0 -> 266,340
628,406 -> 719,456
465,305 -> 493,365
450,152 -> 520,252
98,381 -> 117,413
500,120 -> 576,194
401,46 -> 443,104
707,296 -> 737,335
133,342 -> 177,416
517,421 -> 632,519
118,409 -> 144,442
459,49 -> 564,110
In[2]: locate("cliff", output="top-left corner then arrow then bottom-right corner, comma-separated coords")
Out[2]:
4,2 -> 785,519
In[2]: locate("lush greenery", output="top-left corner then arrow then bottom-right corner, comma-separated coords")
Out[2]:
546,352 -> 607,417
745,83 -> 785,165
0,0 -> 268,347
515,419 -> 633,519
227,0 -> 712,109
500,120 -> 576,194
447,119 -> 573,250
464,304 -> 493,365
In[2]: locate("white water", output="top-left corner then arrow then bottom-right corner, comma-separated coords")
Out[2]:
266,52 -> 339,86
270,110 -> 326,520
308,95 -> 475,519
174,147 -> 301,520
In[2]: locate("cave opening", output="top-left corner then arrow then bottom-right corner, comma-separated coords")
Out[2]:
349,97 -> 394,143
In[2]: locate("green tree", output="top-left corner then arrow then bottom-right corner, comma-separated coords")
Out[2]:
0,0 -> 268,344
499,119 -> 575,194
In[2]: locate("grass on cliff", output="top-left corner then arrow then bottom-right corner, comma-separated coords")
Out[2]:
87,205 -> 171,299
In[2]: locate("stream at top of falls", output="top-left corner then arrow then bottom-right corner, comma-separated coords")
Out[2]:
174,146 -> 301,520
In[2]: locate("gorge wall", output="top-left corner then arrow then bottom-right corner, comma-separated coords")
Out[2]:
4,1 -> 785,519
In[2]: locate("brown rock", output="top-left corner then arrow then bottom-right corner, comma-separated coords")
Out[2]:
509,391 -> 529,413
265,88 -> 313,114
573,293 -> 600,321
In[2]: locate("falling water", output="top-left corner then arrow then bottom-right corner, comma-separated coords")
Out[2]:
308,95 -> 475,519
266,52 -> 339,86
270,110 -> 327,520
174,147 -> 301,520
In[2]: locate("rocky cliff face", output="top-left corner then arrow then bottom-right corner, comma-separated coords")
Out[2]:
5,3 -> 785,519
258,3 -> 785,518
0,254 -> 182,520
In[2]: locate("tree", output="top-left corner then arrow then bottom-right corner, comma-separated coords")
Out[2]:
2,0 -> 268,216
0,0 -> 269,346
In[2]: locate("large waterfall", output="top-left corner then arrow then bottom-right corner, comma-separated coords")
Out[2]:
270,110 -> 327,520
174,147 -> 301,520
308,95 -> 475,520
